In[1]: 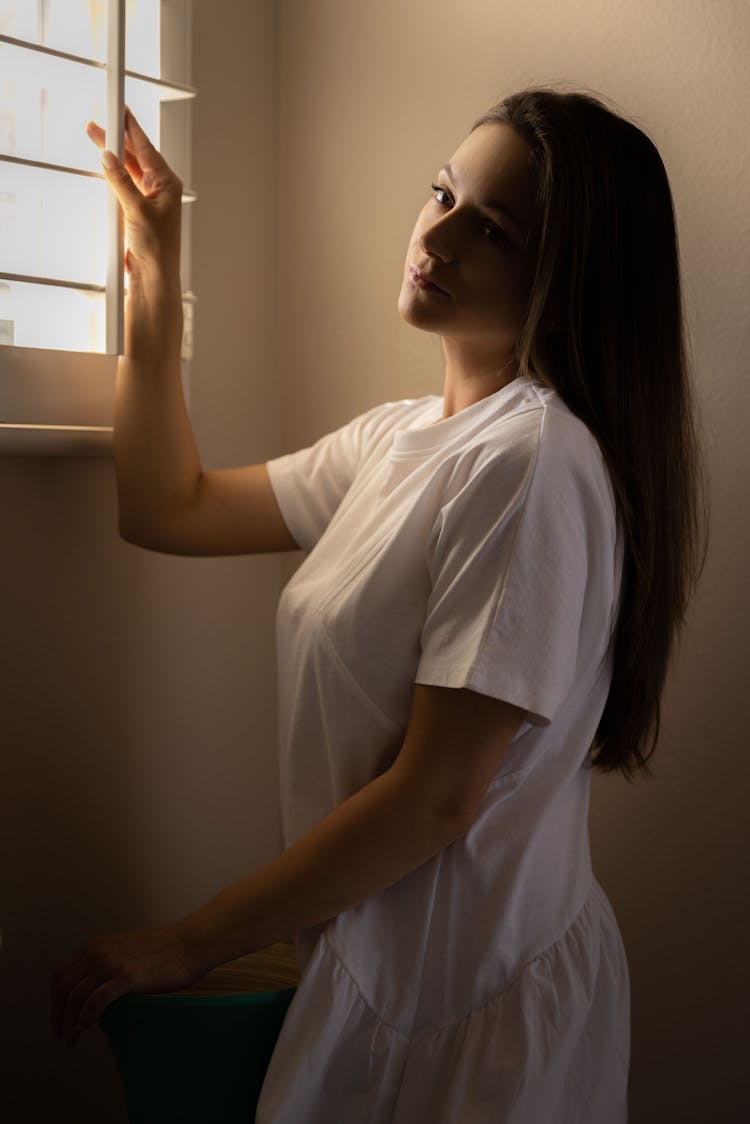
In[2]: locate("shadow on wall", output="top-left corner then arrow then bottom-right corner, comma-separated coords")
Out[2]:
0,455 -> 285,1123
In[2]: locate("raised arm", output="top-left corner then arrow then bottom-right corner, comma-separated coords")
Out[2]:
88,108 -> 297,556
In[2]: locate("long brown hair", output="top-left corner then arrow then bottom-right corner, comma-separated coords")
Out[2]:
473,86 -> 708,779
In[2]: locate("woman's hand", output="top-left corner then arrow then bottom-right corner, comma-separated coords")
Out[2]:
86,105 -> 183,284
51,918 -> 207,1047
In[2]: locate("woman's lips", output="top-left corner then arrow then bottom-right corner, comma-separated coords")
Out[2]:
409,265 -> 447,294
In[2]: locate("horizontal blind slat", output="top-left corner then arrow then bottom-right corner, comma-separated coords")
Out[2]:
0,274 -> 197,301
0,272 -> 105,293
0,153 -> 103,179
0,423 -> 113,458
0,31 -> 104,70
0,34 -> 196,96
123,70 -> 196,98
0,156 -> 198,199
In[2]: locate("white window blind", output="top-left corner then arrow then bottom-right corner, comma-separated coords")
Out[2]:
0,0 -> 195,456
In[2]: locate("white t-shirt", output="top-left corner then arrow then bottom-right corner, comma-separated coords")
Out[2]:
257,375 -> 630,1123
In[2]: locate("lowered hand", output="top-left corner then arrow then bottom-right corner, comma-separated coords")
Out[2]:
51,917 -> 206,1047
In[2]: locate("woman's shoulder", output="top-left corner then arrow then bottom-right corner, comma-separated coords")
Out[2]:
488,380 -> 608,474
464,380 -> 615,519
527,389 -> 618,527
443,379 -> 589,468
535,390 -> 611,489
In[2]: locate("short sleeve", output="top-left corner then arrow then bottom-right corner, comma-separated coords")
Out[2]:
266,404 -> 385,551
416,409 -> 615,725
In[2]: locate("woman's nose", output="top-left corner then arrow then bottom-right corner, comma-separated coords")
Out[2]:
419,214 -> 456,264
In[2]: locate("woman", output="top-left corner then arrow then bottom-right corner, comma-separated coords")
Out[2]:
52,88 -> 705,1121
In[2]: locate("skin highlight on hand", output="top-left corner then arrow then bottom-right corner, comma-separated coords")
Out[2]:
84,106 -> 183,279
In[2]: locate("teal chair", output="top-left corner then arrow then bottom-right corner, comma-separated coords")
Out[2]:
99,944 -> 299,1124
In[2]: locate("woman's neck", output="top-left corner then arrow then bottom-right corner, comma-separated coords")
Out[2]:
440,339 -> 519,419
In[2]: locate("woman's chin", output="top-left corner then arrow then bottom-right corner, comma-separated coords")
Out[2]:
397,291 -> 440,330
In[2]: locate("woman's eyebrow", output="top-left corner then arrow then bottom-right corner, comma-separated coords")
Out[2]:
439,163 -> 525,238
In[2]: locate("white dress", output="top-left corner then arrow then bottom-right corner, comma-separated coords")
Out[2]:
256,375 -> 630,1123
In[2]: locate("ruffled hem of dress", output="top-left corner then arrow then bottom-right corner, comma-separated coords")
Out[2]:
255,878 -> 630,1124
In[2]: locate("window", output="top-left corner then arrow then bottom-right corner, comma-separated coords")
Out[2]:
0,0 -> 195,455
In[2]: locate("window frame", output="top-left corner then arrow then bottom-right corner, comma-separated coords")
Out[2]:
0,0 -> 196,457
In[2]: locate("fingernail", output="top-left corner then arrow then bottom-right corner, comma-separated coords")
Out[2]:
101,150 -> 117,170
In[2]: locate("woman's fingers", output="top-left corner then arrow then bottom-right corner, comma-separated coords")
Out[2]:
51,956 -> 110,1045
86,111 -> 181,197
52,922 -> 206,1047
85,106 -> 149,156
99,148 -> 149,213
123,105 -> 171,181
85,120 -> 104,148
77,977 -> 128,1035
82,108 -> 183,280
86,120 -> 147,188
62,974 -> 127,1046
60,970 -> 109,1046
52,939 -> 135,1045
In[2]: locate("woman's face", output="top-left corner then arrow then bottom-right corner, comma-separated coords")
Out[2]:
398,123 -> 537,358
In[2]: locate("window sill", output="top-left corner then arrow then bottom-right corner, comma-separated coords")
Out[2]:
0,423 -> 113,457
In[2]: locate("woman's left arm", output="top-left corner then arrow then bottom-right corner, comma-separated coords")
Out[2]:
52,684 -> 525,1045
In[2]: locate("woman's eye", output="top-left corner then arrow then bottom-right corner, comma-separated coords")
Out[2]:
482,221 -> 507,244
430,184 -> 508,245
431,183 -> 451,206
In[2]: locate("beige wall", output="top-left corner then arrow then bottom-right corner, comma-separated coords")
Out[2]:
2,1 -> 748,1121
